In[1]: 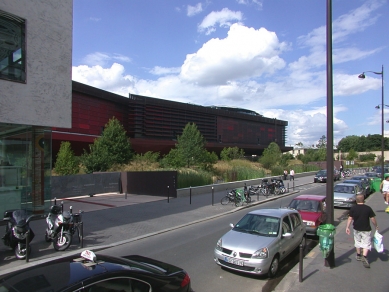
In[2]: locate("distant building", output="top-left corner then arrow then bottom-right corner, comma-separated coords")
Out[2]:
0,1 -> 73,215
52,82 -> 292,161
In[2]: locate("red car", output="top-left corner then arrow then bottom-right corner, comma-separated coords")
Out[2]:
288,195 -> 327,236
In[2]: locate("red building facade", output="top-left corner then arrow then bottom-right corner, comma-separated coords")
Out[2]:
52,81 -> 291,160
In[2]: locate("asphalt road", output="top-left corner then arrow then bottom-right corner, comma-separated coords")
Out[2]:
99,183 -> 349,292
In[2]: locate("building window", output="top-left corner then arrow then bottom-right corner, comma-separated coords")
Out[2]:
0,10 -> 26,83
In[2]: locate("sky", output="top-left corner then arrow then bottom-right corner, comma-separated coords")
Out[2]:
72,0 -> 388,148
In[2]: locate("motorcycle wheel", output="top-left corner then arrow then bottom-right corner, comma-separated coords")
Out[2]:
14,244 -> 31,260
53,232 -> 72,251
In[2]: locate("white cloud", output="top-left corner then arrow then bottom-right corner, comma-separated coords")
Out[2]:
82,52 -> 131,67
149,66 -> 181,75
198,8 -> 243,35
89,17 -> 101,22
182,23 -> 287,86
236,0 -> 263,10
187,3 -> 203,17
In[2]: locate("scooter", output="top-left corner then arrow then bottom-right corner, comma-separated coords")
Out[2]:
45,199 -> 74,251
2,209 -> 35,260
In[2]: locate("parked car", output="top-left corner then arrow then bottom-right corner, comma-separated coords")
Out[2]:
214,208 -> 306,278
343,179 -> 368,198
351,175 -> 371,196
364,172 -> 380,178
313,169 -> 339,183
0,250 -> 192,292
314,170 -> 327,183
288,195 -> 327,236
333,183 -> 363,208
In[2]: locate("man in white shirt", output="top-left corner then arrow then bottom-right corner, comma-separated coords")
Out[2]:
289,169 -> 295,181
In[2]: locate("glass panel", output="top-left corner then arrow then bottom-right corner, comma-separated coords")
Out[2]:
0,124 -> 51,215
0,10 -> 26,83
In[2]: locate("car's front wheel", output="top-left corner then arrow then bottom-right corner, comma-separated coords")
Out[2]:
268,255 -> 279,278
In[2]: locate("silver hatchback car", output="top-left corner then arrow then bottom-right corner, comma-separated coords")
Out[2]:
214,208 -> 306,278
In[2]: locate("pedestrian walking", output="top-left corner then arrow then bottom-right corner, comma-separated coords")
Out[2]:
379,174 -> 389,205
289,169 -> 295,181
283,169 -> 288,180
345,194 -> 378,268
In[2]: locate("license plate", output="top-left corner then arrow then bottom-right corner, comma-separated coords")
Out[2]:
224,256 -> 244,266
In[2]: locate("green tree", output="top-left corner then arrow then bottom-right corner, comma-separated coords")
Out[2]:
54,141 -> 79,175
259,142 -> 282,169
162,123 -> 216,169
280,152 -> 294,167
316,135 -> 327,149
347,148 -> 358,160
81,117 -> 133,173
220,147 -> 245,161
177,123 -> 206,168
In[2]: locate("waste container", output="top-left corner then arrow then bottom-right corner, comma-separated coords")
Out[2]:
317,224 -> 336,258
371,177 -> 382,193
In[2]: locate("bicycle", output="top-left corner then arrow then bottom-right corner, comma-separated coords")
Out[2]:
234,188 -> 251,207
221,189 -> 237,205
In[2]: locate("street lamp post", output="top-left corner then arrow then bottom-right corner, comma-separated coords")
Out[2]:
358,65 -> 385,180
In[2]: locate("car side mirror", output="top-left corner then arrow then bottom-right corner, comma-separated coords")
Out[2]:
282,232 -> 292,238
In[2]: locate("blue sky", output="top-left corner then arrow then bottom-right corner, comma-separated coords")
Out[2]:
72,0 -> 388,148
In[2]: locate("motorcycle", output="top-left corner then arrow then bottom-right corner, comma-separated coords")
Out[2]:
2,209 -> 35,260
45,199 -> 82,251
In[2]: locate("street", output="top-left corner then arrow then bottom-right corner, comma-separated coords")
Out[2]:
99,183 -> 348,292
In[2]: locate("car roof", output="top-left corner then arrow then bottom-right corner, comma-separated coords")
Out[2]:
248,208 -> 298,217
343,180 -> 362,184
292,194 -> 326,201
0,252 -> 183,292
335,183 -> 358,187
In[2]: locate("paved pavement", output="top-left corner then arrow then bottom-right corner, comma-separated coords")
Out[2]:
275,190 -> 389,292
2,174 -> 388,292
0,177 -> 307,275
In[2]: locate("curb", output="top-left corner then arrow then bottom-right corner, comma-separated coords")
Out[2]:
0,189 -> 301,276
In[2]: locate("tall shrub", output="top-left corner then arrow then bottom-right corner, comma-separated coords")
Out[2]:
54,141 -> 79,175
82,117 -> 133,173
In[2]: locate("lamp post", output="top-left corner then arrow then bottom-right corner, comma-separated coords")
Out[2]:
358,65 -> 384,180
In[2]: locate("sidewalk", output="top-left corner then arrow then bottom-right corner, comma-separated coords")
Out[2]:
0,178 -> 308,275
274,191 -> 389,292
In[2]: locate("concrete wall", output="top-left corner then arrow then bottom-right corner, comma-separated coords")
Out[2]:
0,0 -> 72,128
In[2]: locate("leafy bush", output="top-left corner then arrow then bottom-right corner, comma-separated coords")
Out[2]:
177,169 -> 213,188
81,117 -> 133,173
54,141 -> 79,175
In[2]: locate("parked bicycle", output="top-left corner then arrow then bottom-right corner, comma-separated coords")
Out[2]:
234,188 -> 251,207
221,189 -> 238,205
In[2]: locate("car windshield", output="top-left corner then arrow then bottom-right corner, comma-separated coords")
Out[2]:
334,185 -> 355,194
234,214 -> 280,237
316,171 -> 326,176
289,199 -> 319,212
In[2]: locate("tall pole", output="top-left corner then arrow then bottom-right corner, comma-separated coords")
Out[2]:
381,65 -> 385,181
325,0 -> 335,268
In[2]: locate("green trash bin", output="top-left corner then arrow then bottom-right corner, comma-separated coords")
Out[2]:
317,224 -> 336,258
371,177 -> 382,193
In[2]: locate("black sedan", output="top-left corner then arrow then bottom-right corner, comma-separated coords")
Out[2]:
0,250 -> 191,292
351,176 -> 371,196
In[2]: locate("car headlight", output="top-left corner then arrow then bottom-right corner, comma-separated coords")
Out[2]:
347,198 -> 355,202
252,247 -> 268,259
215,238 -> 222,251
305,221 -> 315,226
